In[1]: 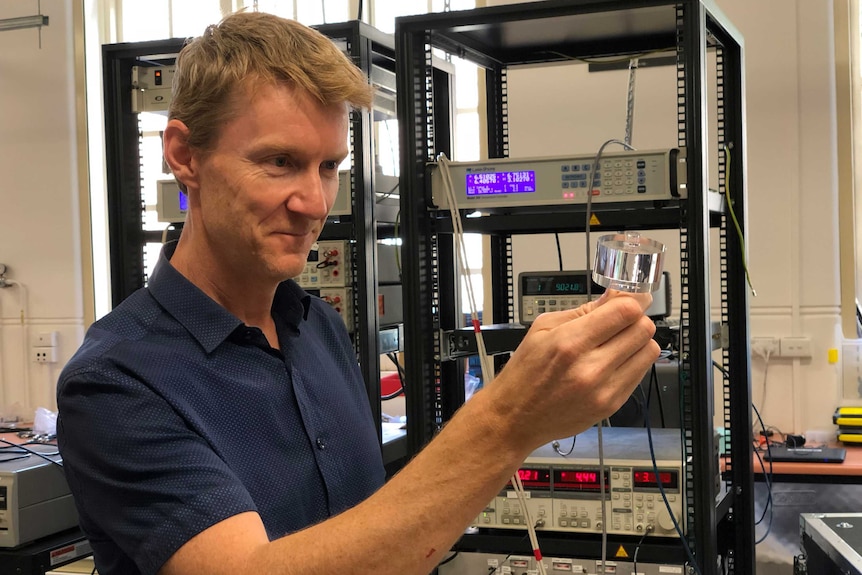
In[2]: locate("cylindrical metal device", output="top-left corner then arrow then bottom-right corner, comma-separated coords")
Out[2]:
592,232 -> 666,293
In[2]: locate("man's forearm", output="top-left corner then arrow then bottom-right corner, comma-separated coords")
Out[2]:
161,295 -> 659,575
254,387 -> 527,575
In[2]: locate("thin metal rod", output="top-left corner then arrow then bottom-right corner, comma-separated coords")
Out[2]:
0,15 -> 49,33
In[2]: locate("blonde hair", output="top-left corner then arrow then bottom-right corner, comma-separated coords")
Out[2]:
169,11 -> 373,153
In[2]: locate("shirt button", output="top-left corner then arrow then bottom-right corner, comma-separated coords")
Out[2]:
316,438 -> 326,450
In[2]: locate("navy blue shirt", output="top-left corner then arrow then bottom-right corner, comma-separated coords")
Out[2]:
57,242 -> 385,575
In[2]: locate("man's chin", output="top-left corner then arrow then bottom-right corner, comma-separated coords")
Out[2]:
269,259 -> 307,283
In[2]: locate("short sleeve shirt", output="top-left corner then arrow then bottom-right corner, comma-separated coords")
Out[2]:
56,242 -> 385,575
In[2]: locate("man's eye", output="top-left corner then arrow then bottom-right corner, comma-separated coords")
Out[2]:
272,156 -> 289,168
322,161 -> 339,170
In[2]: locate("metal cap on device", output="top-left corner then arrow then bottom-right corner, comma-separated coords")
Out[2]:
592,232 -> 666,293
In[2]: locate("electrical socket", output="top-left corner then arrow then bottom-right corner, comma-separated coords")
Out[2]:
32,347 -> 58,363
780,336 -> 813,358
751,336 -> 779,357
33,331 -> 58,347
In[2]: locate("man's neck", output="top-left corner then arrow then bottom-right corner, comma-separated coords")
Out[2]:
169,237 -> 279,334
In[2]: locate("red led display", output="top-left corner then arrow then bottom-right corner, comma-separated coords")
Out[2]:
632,468 -> 679,489
510,467 -> 551,490
553,469 -> 608,492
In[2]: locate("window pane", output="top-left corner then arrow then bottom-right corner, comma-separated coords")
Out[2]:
452,56 -> 479,109
171,1 -> 224,37
376,119 -> 400,177
254,0 -> 295,18
448,0 -> 475,10
122,0 -> 170,41
372,0 -> 430,34
454,111 -> 479,161
298,0 -> 349,24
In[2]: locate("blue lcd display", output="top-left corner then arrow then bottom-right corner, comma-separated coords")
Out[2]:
178,191 -> 189,212
466,170 -> 536,196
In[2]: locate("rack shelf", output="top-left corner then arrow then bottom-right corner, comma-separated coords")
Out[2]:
395,0 -> 753,572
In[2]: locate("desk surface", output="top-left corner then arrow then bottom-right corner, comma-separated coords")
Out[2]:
752,444 -> 862,480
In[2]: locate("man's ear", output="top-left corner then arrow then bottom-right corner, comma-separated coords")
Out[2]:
163,119 -> 198,192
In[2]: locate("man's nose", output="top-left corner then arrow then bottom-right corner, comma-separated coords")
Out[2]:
288,169 -> 333,219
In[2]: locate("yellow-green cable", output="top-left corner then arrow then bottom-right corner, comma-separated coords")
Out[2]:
723,144 -> 756,296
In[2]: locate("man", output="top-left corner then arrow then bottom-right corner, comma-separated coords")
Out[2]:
57,11 -> 660,575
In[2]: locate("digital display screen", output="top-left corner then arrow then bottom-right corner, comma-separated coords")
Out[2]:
633,469 -> 679,490
553,469 -> 609,492
509,467 -> 551,490
178,191 -> 188,212
524,276 -> 586,296
466,170 -> 536,196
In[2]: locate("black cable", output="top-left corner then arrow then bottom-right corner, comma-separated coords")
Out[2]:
437,551 -> 458,567
357,0 -> 363,21
552,435 -> 576,456
90,566 -> 97,575
752,447 -> 773,527
0,454 -> 31,464
381,388 -> 404,401
751,403 -> 775,542
487,532 -> 531,574
375,181 -> 399,202
632,524 -> 652,574
387,352 -> 406,387
711,361 -> 775,543
382,352 -> 406,400
648,362 -> 666,428
554,233 -> 563,270
0,425 -> 31,433
488,554 -> 513,575
0,438 -> 63,468
639,386 -> 702,575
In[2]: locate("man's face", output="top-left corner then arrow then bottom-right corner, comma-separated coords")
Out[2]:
190,82 -> 349,282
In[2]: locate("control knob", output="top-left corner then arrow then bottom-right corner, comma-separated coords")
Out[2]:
657,510 -> 676,532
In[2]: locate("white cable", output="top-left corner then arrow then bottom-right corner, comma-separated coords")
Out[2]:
438,155 -> 546,575
597,424 -> 608,572
625,58 -> 639,147
582,139 -> 635,572
583,138 -> 635,301
438,156 -> 494,380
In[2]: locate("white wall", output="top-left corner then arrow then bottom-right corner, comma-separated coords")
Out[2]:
493,0 -> 845,436
0,0 -> 85,418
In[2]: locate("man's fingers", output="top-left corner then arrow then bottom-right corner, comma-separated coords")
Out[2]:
598,322 -> 661,378
557,295 -> 652,349
598,290 -> 653,312
529,290 -> 653,333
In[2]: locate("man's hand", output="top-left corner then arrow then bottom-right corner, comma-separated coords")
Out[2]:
483,290 -> 661,453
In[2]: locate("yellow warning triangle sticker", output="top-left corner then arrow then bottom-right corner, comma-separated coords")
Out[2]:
589,214 -> 601,226
615,545 -> 629,558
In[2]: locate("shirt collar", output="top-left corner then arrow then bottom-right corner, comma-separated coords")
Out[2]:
148,241 -> 311,353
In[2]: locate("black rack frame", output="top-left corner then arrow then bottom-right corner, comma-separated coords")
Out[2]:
395,1 -> 753,572
102,21 -> 408,466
